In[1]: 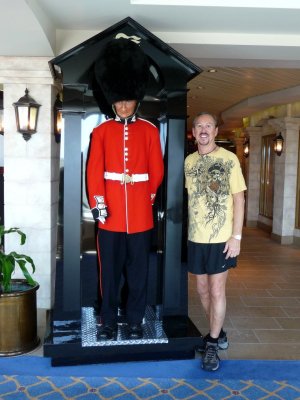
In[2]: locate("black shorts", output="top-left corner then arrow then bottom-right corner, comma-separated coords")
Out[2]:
187,240 -> 237,275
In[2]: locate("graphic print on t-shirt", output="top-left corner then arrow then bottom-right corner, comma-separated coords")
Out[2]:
185,155 -> 234,242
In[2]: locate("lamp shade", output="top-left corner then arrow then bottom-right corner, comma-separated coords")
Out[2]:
13,89 -> 41,141
243,137 -> 249,158
54,93 -> 62,143
273,132 -> 284,156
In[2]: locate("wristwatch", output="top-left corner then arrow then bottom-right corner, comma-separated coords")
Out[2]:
231,234 -> 242,240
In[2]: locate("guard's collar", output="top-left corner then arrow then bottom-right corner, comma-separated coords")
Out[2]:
114,114 -> 137,124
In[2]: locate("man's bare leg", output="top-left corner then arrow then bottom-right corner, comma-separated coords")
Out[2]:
196,270 -> 228,338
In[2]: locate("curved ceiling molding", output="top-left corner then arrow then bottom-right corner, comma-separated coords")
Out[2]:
221,85 -> 300,129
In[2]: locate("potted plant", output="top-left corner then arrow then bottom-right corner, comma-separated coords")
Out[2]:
0,226 -> 40,356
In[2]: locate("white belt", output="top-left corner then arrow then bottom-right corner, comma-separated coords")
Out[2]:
104,172 -> 149,184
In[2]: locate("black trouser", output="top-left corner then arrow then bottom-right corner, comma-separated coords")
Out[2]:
97,229 -> 151,326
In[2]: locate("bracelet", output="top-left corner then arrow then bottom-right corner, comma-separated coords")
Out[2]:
231,234 -> 242,240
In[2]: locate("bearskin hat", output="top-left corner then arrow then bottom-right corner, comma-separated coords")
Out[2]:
94,37 -> 149,105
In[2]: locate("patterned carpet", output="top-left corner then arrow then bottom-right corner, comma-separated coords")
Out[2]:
0,357 -> 299,399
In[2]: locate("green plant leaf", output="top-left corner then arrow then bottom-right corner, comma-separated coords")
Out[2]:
15,259 -> 37,287
1,227 -> 26,245
2,258 -> 15,292
0,226 -> 36,293
11,252 -> 36,274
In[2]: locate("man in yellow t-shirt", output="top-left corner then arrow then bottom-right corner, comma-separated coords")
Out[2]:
184,112 -> 247,372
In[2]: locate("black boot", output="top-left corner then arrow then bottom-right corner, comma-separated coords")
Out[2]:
128,323 -> 143,339
98,324 -> 117,340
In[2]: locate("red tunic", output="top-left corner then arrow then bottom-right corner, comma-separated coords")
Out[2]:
87,117 -> 164,233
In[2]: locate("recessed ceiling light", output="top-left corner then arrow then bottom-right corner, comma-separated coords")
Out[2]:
208,68 -> 217,73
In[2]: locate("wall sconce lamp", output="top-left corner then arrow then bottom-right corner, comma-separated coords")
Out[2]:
13,88 -> 41,141
54,93 -> 62,143
0,90 -> 3,135
273,132 -> 284,156
243,137 -> 249,158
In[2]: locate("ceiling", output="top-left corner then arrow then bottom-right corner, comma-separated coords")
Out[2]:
3,0 -> 300,134
187,67 -> 300,134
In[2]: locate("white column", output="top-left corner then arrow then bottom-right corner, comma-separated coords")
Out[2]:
0,57 -> 60,309
245,126 -> 264,227
268,117 -> 300,244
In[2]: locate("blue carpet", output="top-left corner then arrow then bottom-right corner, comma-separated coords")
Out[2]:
0,357 -> 299,399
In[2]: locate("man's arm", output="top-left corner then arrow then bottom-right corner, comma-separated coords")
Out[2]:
232,191 -> 245,238
86,128 -> 108,223
224,191 -> 245,259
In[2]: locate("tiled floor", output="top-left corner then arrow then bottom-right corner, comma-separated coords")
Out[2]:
189,227 -> 300,360
32,227 -> 300,360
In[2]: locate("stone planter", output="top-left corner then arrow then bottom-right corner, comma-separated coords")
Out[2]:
0,280 -> 40,356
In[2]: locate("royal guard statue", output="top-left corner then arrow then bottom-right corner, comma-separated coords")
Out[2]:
86,36 -> 164,340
